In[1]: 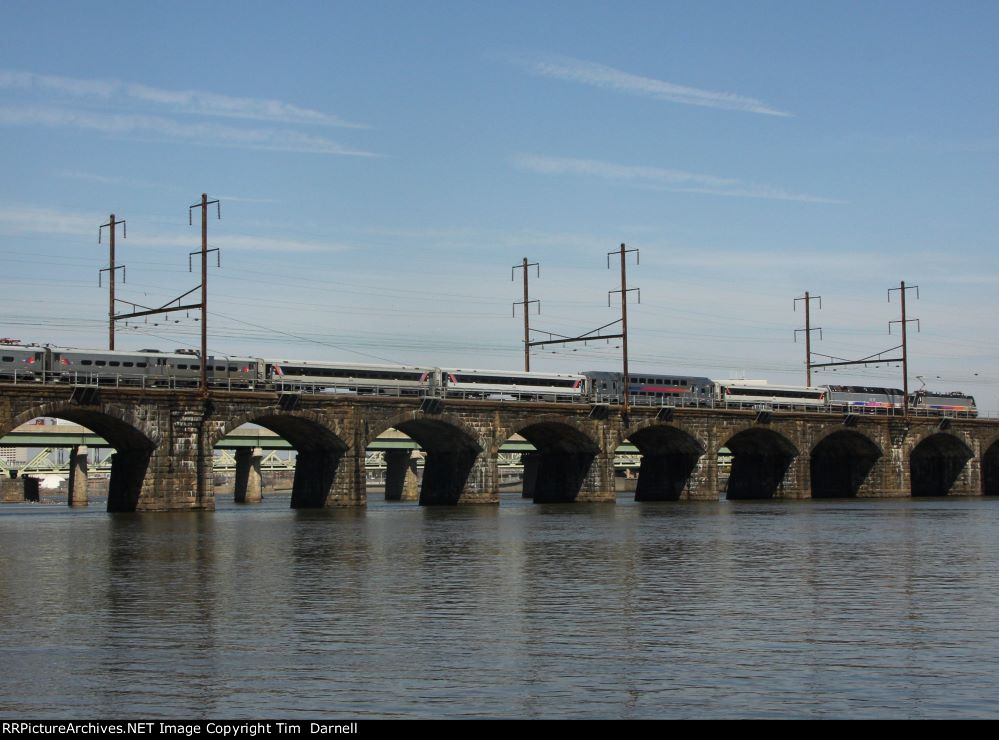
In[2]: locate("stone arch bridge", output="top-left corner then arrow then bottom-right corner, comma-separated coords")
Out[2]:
2,385 -> 998,511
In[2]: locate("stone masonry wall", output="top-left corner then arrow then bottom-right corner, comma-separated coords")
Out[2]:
3,384 -> 999,510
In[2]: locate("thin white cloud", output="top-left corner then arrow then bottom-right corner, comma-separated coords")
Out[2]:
510,54 -> 791,117
0,105 -> 378,156
0,205 -> 95,236
55,170 -> 172,191
56,170 -> 128,186
141,233 -> 352,253
0,205 -> 352,253
215,195 -> 279,205
0,69 -> 366,128
514,154 -> 841,204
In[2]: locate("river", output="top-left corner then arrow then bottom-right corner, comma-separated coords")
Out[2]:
1,493 -> 997,718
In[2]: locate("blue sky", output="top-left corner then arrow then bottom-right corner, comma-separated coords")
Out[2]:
1,2 -> 998,410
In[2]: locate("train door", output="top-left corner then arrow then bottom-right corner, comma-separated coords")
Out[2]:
28,350 -> 44,381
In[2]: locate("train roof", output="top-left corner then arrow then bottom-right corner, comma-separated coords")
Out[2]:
47,346 -> 256,361
913,390 -> 976,399
49,346 -> 195,359
824,385 -> 904,394
716,380 -> 826,392
445,367 -> 584,379
266,359 -> 436,371
581,370 -> 712,382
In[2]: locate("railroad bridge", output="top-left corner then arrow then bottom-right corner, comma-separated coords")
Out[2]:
2,384 -> 998,511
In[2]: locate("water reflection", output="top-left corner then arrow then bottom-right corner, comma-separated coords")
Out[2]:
0,496 -> 997,718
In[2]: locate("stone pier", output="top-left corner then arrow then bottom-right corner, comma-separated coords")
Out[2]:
67,444 -> 89,507
233,447 -> 263,503
384,450 -> 420,501
521,452 -> 540,498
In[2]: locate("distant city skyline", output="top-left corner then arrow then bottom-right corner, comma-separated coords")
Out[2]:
2,2 -> 997,411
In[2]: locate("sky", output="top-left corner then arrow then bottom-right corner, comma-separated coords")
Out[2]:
1,2 -> 998,411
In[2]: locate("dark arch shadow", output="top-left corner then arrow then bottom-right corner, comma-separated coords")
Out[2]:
238,415 -> 348,508
984,441 -> 999,496
513,422 -> 599,503
910,433 -> 973,497
391,418 -> 483,505
3,409 -> 156,512
627,425 -> 705,501
724,428 -> 799,500
811,430 -> 882,498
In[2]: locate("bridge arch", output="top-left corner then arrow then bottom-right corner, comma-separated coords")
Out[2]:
722,427 -> 799,500
368,411 -> 485,505
909,431 -> 974,497
3,402 -> 157,512
212,409 -> 349,508
621,421 -> 706,501
504,417 -> 600,503
810,429 -> 883,498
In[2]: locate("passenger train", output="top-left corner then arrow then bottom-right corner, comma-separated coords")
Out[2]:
0,341 -> 978,417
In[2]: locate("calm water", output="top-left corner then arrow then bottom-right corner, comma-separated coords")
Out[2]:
1,493 -> 998,719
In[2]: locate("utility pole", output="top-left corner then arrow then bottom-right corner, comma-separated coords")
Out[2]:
189,194 -> 221,395
511,257 -> 539,371
889,281 -> 920,416
608,244 -> 640,418
524,243 -> 638,416
807,282 -> 916,417
111,194 -> 220,395
794,291 -> 822,385
98,214 -> 126,350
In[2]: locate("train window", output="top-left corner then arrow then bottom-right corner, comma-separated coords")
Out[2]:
95,361 -> 106,366
109,361 -> 120,367
215,365 -> 224,371
81,360 -> 92,366
191,364 -> 200,371
228,365 -> 237,371
1,357 -> 11,362
177,364 -> 188,370
137,362 -> 147,368
123,362 -> 134,368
